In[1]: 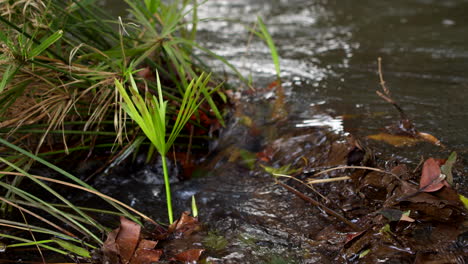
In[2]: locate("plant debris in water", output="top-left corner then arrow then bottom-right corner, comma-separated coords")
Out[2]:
99,212 -> 203,263
251,72 -> 468,262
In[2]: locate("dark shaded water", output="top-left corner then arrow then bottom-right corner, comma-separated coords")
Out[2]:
97,0 -> 468,263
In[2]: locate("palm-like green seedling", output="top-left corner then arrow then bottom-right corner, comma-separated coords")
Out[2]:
116,71 -> 215,224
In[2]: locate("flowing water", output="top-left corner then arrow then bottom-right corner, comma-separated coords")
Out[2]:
194,0 -> 468,159
95,0 -> 468,263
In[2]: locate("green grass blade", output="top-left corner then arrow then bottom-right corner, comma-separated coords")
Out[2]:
173,38 -> 248,84
0,138 -> 141,225
0,234 -> 67,255
0,159 -> 104,243
191,195 -> 198,217
0,64 -> 21,93
257,17 -> 280,79
29,30 -> 64,59
51,237 -> 91,258
201,82 -> 225,127
0,30 -> 13,50
0,219 -> 97,248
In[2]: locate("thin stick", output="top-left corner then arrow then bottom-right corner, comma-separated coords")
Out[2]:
307,176 -> 351,184
376,57 -> 407,119
377,57 -> 390,95
276,180 -> 360,231
312,165 -> 396,177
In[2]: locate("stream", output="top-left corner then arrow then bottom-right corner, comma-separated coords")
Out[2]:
95,0 -> 468,263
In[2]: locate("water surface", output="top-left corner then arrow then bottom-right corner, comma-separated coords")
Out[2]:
99,0 -> 468,262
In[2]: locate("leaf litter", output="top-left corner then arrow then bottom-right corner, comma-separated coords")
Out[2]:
251,63 -> 467,262
100,212 -> 203,263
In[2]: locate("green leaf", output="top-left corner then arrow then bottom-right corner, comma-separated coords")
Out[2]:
144,0 -> 160,14
239,149 -> 256,170
29,30 -> 63,59
441,151 -> 457,185
459,194 -> 468,211
191,195 -> 198,217
52,238 -> 91,258
379,223 -> 393,235
261,164 -> 301,176
359,249 -> 370,258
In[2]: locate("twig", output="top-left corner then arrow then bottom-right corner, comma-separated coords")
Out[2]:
307,176 -> 351,184
312,165 -> 396,177
376,57 -> 408,120
309,165 -> 404,185
377,57 -> 390,95
273,173 -> 329,202
276,180 -> 360,231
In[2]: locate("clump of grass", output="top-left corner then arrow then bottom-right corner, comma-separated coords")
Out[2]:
0,137 -> 149,259
0,0 -> 234,259
0,0 -> 282,260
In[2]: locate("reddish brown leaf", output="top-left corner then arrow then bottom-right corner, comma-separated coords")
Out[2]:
267,80 -> 281,90
432,158 -> 446,167
420,158 -> 445,192
130,240 -> 162,264
174,248 -> 205,262
256,147 -> 274,163
138,239 -> 158,249
117,217 -> 141,264
168,212 -> 200,237
344,231 -> 365,245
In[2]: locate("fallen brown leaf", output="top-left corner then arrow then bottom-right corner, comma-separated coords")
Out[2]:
130,239 -> 162,264
367,133 -> 421,147
174,248 -> 205,262
102,228 -> 121,264
417,132 -> 442,147
116,217 -> 141,264
168,212 -> 200,237
420,158 -> 445,192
